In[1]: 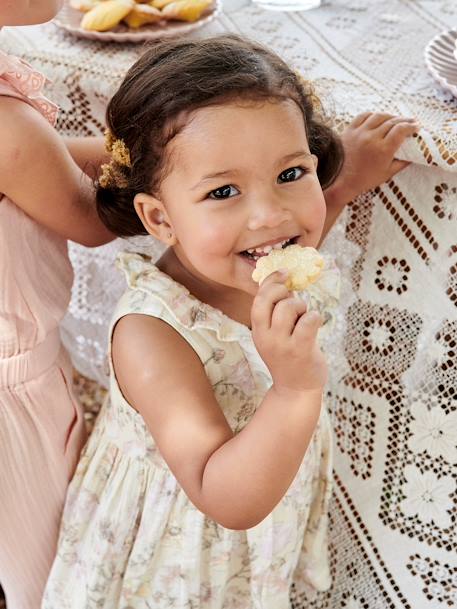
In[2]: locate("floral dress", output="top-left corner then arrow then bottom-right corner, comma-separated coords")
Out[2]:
43,252 -> 333,609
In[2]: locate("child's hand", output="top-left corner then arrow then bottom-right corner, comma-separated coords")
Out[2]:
251,270 -> 328,394
335,112 -> 420,203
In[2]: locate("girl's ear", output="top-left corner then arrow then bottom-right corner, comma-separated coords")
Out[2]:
134,193 -> 177,245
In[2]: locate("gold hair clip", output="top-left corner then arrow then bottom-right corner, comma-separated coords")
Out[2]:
104,128 -> 131,167
104,128 -> 116,154
294,69 -> 308,87
99,129 -> 131,188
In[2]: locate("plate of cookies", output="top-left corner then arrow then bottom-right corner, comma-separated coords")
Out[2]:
54,0 -> 221,42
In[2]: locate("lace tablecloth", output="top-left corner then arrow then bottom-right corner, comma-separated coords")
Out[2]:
1,1 -> 456,608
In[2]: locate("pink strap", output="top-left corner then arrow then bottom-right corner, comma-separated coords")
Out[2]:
0,50 -> 58,125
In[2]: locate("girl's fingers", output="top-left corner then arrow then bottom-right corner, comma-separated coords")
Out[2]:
270,297 -> 309,336
251,272 -> 290,330
361,112 -> 397,130
349,113 -> 419,136
349,111 -> 372,128
376,117 -> 418,138
293,309 -> 323,342
384,121 -> 420,148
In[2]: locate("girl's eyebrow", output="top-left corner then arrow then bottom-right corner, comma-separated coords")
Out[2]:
190,151 -> 313,191
191,170 -> 238,191
279,150 -> 313,164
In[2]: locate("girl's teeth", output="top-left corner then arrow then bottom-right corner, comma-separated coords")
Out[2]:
252,243 -> 279,254
245,238 -> 291,256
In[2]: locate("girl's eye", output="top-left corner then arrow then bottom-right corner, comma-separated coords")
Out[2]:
277,167 -> 305,184
208,185 -> 240,200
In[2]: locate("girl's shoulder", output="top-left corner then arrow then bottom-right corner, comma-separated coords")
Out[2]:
0,52 -> 58,187
109,253 -> 257,425
0,52 -> 59,204
113,251 -> 249,344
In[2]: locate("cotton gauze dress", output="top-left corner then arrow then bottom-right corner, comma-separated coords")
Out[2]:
0,51 -> 86,609
43,252 -> 334,609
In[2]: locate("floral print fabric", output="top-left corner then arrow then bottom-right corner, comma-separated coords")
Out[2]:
43,252 -> 333,609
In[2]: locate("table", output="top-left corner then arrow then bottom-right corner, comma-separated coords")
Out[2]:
1,2 -> 456,608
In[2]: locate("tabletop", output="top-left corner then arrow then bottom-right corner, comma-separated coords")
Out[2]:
1,2 -> 456,608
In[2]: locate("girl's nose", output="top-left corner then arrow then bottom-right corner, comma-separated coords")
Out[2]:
247,198 -> 291,231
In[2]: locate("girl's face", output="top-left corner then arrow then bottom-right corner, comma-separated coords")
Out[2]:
139,99 -> 326,298
0,0 -> 63,26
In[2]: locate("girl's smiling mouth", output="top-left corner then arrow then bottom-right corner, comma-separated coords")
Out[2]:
238,235 -> 300,265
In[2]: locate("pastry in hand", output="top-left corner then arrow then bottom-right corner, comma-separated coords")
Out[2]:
252,244 -> 340,326
252,244 -> 325,291
81,0 -> 135,30
123,3 -> 162,27
161,0 -> 212,22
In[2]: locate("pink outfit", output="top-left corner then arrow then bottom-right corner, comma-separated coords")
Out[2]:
0,51 -> 86,609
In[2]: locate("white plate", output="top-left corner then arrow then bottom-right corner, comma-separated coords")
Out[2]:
53,0 -> 221,43
424,28 -> 457,98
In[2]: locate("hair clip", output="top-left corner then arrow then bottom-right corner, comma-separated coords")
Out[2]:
104,128 -> 131,168
99,129 -> 131,189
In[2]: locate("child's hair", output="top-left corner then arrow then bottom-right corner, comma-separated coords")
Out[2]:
97,34 -> 344,237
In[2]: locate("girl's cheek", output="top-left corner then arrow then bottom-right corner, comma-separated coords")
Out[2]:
312,195 -> 327,227
198,221 -> 238,254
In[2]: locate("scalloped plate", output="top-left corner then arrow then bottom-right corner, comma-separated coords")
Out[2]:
424,28 -> 457,98
53,0 -> 221,43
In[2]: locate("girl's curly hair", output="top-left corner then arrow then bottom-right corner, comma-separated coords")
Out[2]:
97,34 -> 344,237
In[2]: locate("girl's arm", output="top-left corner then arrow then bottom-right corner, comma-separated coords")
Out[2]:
0,0 -> 62,26
321,112 -> 419,242
0,97 -> 113,247
113,273 -> 325,531
63,136 -> 109,180
0,0 -> 62,27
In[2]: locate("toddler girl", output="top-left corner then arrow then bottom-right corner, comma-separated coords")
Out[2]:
0,2 -> 112,608
43,35 -> 417,609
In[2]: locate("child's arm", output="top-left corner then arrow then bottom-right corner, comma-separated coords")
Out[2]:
113,272 -> 325,530
63,136 -> 109,180
0,97 -> 113,247
0,0 -> 60,25
321,112 -> 419,241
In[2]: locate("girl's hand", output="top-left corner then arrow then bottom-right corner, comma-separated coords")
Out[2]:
320,112 -> 420,243
251,270 -> 328,393
334,112 -> 420,204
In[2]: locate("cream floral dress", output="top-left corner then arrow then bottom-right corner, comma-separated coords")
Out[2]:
43,252 -> 333,609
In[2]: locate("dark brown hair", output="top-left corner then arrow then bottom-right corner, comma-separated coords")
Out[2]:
97,34 -> 344,237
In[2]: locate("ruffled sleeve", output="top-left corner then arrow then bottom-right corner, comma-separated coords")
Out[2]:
0,50 -> 58,125
116,251 -> 251,343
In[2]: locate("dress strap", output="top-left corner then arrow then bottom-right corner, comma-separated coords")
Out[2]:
0,50 -> 58,125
